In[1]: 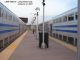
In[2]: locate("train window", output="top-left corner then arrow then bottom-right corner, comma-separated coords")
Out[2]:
13,17 -> 14,21
55,19 -> 58,23
0,40 -> 3,49
57,18 -> 61,23
10,15 -> 11,20
53,33 -> 55,37
59,18 -> 62,23
56,34 -> 58,38
63,35 -> 67,42
9,15 -> 12,21
7,14 -> 9,20
14,17 -> 16,22
6,13 -> 7,19
75,15 -> 78,20
4,37 -> 8,46
55,34 -> 57,38
63,16 -> 67,22
53,20 -> 54,23
54,33 -> 56,37
53,20 -> 55,23
3,10 -> 6,18
3,11 -> 6,18
54,20 -> 56,23
57,19 -> 60,23
0,7 -> 1,17
75,12 -> 78,20
59,34 -> 62,40
50,24 -> 52,32
10,16 -> 12,20
56,19 -> 58,23
68,14 -> 74,21
9,15 -> 10,20
75,38 -> 77,46
55,33 -> 57,38
1,9 -> 3,17
2,10 -> 4,18
12,16 -> 13,21
68,37 -> 74,45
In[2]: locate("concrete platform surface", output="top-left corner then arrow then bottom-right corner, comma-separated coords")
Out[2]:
9,31 -> 77,60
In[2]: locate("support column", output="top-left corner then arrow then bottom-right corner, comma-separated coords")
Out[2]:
78,0 -> 80,60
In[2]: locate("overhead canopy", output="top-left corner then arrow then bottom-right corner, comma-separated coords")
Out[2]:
20,17 -> 28,23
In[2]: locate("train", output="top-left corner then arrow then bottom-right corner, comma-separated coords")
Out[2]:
0,3 -> 27,51
39,7 -> 78,46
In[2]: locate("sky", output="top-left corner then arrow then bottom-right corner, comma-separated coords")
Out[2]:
0,0 -> 77,24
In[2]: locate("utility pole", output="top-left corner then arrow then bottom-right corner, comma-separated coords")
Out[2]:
42,0 -> 45,48
35,7 -> 40,40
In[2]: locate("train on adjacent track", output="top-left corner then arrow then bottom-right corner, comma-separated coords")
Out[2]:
39,7 -> 78,46
0,3 -> 27,51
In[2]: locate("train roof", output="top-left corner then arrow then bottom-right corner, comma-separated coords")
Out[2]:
52,7 -> 77,20
0,2 -> 25,24
48,7 -> 77,24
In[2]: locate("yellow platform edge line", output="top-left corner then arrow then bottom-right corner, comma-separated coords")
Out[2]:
49,36 -> 77,52
0,31 -> 28,60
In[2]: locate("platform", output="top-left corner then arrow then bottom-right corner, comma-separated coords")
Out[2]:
0,31 -> 77,60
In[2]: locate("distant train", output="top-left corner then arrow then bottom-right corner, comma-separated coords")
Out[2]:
39,7 -> 78,46
0,3 -> 27,51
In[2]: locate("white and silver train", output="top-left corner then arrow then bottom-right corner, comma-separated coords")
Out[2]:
48,7 -> 78,46
0,3 -> 27,51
